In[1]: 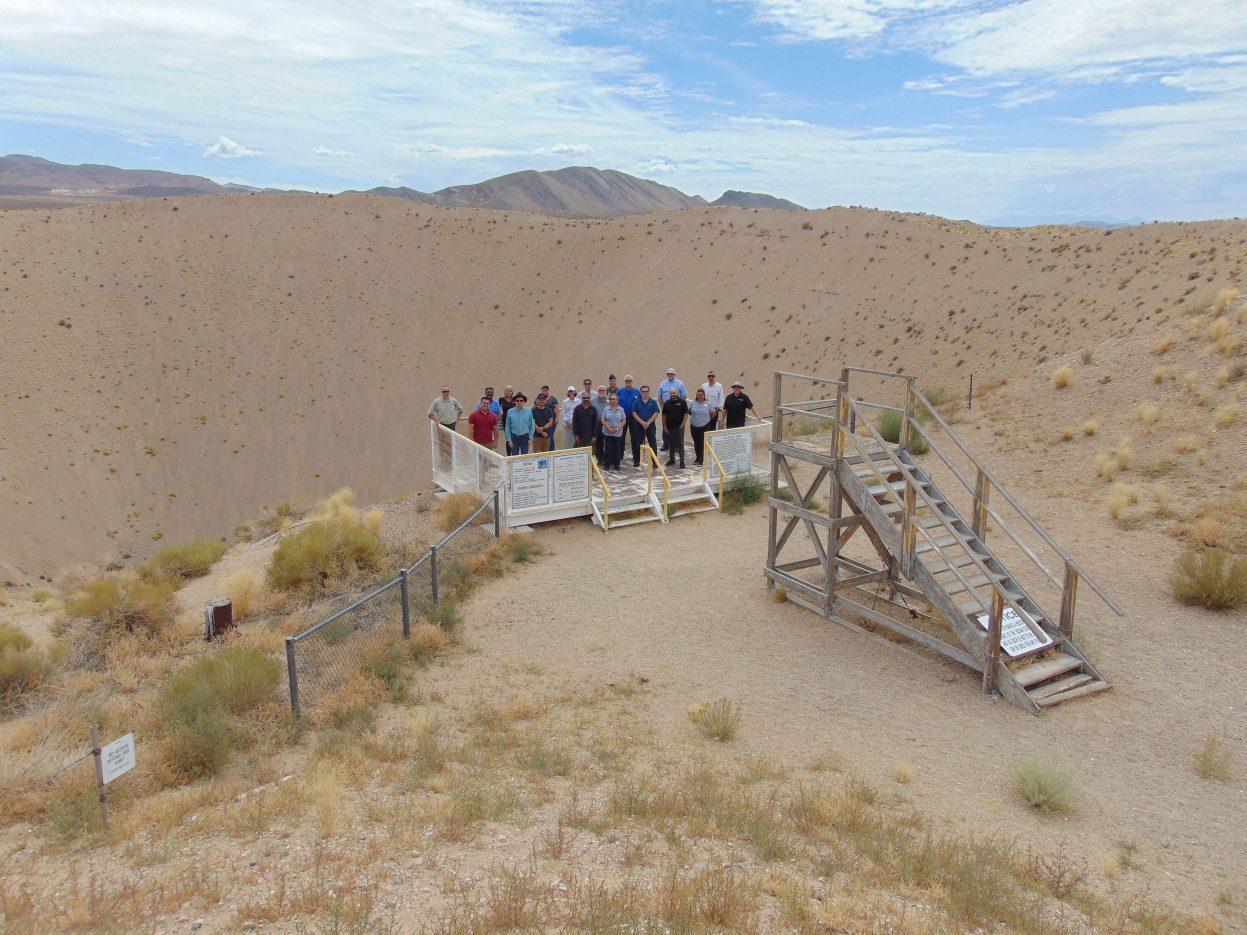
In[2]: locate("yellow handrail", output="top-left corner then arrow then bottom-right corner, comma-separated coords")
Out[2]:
640,444 -> 670,517
588,457 -> 610,531
704,443 -> 726,510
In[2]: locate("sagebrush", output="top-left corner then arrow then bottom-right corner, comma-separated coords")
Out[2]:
1170,547 -> 1247,610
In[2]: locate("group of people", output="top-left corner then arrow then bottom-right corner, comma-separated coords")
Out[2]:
427,367 -> 761,470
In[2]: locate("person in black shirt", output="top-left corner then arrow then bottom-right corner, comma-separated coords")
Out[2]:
721,381 -> 760,428
662,388 -> 690,468
571,392 -> 600,449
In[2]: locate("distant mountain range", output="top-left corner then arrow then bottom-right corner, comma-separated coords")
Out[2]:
0,155 -> 804,218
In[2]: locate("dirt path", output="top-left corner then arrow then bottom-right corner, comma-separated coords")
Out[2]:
450,503 -> 1246,918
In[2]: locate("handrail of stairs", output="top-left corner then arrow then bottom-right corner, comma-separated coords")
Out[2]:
842,396 -> 1047,659
640,444 -> 671,517
704,443 -> 726,509
589,457 -> 610,532
905,385 -> 1124,618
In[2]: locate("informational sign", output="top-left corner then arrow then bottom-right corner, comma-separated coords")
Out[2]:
101,732 -> 136,784
975,606 -> 1054,658
707,429 -> 754,480
510,457 -> 551,511
552,450 -> 590,504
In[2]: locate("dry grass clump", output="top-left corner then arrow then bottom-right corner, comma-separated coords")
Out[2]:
156,646 -> 282,781
1152,365 -> 1175,383
1135,403 -> 1161,430
1058,427 -> 1074,442
1213,401 -> 1240,429
1193,735 -> 1235,781
436,492 -> 485,532
1153,333 -> 1174,354
408,620 -> 450,665
1093,438 -> 1133,481
1213,286 -> 1241,316
266,517 -> 385,593
66,574 -> 174,642
221,567 -> 268,619
139,538 -> 227,583
1009,758 -> 1076,814
689,699 -> 742,741
1214,366 -> 1231,388
1050,365 -> 1073,389
1081,420 -> 1098,436
1170,548 -> 1247,610
1106,483 -> 1140,521
1173,434 -> 1203,454
0,622 -> 47,709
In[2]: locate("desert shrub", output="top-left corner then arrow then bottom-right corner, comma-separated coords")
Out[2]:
221,567 -> 267,619
1051,365 -> 1073,389
0,642 -> 47,708
1009,758 -> 1076,814
66,575 -> 174,638
419,597 -> 461,633
1193,735 -> 1235,781
139,538 -> 226,583
721,475 -> 766,515
436,492 -> 485,532
689,699 -> 742,741
1081,420 -> 1098,436
361,644 -> 408,701
408,621 -> 449,665
0,621 -> 32,654
157,646 -> 281,779
1170,548 -> 1247,609
266,517 -> 385,593
876,410 -> 929,454
506,535 -> 536,564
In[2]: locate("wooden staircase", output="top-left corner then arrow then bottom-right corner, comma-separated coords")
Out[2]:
764,367 -> 1123,715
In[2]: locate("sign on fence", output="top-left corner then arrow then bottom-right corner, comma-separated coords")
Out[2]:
707,428 -> 755,480
101,732 -> 137,783
975,607 -> 1053,658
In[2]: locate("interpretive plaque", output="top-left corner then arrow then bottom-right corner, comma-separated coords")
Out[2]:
510,457 -> 551,511
707,429 -> 754,480
552,451 -> 590,504
975,606 -> 1054,658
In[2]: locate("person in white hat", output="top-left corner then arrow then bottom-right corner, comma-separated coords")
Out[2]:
656,368 -> 686,450
560,385 -> 579,449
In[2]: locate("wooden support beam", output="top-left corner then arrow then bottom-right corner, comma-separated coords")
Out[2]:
832,596 -> 981,672
830,570 -> 890,592
982,588 -> 1003,696
1059,563 -> 1078,638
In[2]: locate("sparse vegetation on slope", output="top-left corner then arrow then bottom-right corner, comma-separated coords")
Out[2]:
1170,547 -> 1247,609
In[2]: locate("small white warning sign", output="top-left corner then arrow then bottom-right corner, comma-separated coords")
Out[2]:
975,606 -> 1054,658
101,733 -> 136,784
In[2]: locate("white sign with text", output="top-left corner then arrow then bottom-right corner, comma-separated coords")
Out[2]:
101,733 -> 136,784
509,458 -> 552,511
552,451 -> 590,504
707,429 -> 754,480
975,606 -> 1053,658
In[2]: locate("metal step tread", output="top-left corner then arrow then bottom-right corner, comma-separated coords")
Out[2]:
1012,653 -> 1084,688
606,514 -> 664,528
1035,678 -> 1110,708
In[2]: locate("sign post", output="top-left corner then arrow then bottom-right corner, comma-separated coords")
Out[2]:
90,727 -> 137,830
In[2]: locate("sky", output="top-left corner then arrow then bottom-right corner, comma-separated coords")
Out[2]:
3,0 -> 1246,225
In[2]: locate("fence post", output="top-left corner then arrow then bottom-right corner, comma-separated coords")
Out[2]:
493,488 -> 501,538
285,636 -> 301,719
430,544 -> 440,607
400,567 -> 411,639
983,589 -> 1003,696
90,723 -> 110,831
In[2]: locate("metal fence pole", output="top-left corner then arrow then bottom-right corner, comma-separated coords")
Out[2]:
493,488 -> 501,538
400,567 -> 411,638
430,544 -> 440,607
285,636 -> 301,719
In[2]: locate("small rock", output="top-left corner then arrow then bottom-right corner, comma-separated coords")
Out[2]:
190,921 -> 204,932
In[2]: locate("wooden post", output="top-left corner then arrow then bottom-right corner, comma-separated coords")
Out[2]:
900,480 -> 917,579
766,373 -> 782,590
1059,563 -> 1079,638
982,589 -> 1003,696
90,724 -> 110,831
972,470 -> 990,541
968,373 -> 974,411
900,379 -> 916,453
772,371 -> 784,443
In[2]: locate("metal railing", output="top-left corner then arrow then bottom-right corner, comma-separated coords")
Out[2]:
640,444 -> 671,517
589,457 -> 611,531
704,444 -> 726,509
284,490 -> 500,718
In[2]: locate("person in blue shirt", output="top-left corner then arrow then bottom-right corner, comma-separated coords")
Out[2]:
656,368 -> 687,451
629,385 -> 661,467
504,393 -> 535,455
616,375 -> 641,423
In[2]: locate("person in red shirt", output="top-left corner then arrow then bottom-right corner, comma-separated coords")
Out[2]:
468,397 -> 499,447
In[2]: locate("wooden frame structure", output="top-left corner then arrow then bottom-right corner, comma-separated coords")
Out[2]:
764,368 -> 1124,713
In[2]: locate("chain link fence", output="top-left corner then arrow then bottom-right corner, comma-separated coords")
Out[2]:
284,490 -> 499,717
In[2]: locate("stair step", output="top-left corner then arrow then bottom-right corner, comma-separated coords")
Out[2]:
865,479 -> 928,499
1013,653 -> 1084,688
666,490 -> 714,504
922,553 -> 981,575
943,572 -> 1007,596
956,588 -> 1025,616
668,504 -> 718,518
607,514 -> 664,528
1027,672 -> 1093,701
1035,678 -> 1110,708
915,533 -> 971,555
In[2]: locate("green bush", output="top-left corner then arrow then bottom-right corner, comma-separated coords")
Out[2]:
722,475 -> 766,515
140,538 -> 227,583
66,576 -> 174,638
876,411 -> 929,454
266,518 -> 386,592
158,647 -> 281,779
1009,758 -> 1076,814
1170,547 -> 1247,609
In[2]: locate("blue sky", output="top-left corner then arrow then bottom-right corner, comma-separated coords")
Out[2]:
3,0 -> 1246,224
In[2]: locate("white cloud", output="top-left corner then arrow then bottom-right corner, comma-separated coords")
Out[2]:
203,136 -> 260,158
726,115 -> 815,128
534,142 -> 594,156
997,88 -> 1057,108
635,158 -> 679,174
743,0 -> 971,42
311,145 -> 354,157
396,142 -> 516,160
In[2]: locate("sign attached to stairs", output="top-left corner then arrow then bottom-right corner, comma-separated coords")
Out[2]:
975,606 -> 1054,658
510,457 -> 551,511
707,429 -> 754,480
553,451 -> 590,503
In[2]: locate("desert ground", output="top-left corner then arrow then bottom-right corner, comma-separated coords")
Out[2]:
0,196 -> 1244,933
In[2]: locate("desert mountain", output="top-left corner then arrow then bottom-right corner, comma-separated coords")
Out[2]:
712,190 -> 804,210
1,193 -> 1243,579
0,154 -> 257,203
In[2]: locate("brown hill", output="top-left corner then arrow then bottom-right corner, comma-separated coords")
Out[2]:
711,190 -> 804,210
0,154 -> 253,204
0,194 -> 1244,578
